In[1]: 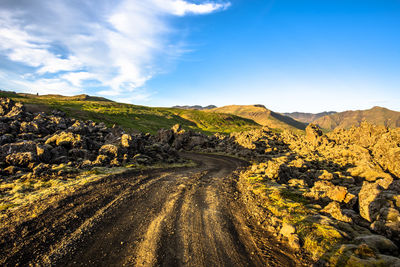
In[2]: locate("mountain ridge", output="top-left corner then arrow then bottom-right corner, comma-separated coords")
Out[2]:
313,106 -> 400,130
284,111 -> 337,123
172,105 -> 217,110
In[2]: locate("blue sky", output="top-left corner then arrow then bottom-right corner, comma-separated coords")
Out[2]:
0,0 -> 399,112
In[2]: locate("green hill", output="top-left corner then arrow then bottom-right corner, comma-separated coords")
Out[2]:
313,106 -> 400,130
207,105 -> 307,133
0,91 -> 259,134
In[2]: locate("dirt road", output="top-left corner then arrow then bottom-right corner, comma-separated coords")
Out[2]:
0,153 -> 297,266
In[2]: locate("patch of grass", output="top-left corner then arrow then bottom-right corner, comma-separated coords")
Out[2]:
173,108 -> 259,134
297,220 -> 343,259
0,91 -> 25,98
280,188 -> 310,204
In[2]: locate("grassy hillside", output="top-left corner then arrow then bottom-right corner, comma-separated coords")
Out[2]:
314,106 -> 400,130
0,91 -> 260,134
207,105 -> 307,133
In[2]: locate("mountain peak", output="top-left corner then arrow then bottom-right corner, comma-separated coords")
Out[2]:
253,104 -> 267,109
208,104 -> 306,132
370,106 -> 387,111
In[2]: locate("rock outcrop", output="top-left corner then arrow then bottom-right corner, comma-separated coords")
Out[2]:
237,121 -> 400,264
0,98 -> 180,180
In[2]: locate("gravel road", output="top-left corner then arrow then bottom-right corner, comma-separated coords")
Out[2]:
0,153 -> 297,266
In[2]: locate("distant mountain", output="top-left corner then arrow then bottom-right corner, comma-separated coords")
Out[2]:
284,111 -> 337,123
207,105 -> 307,132
172,105 -> 217,110
314,106 -> 400,130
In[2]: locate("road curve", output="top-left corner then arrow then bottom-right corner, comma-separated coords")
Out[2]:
0,153 -> 297,266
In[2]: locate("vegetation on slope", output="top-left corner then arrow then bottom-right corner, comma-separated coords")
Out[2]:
0,91 -> 259,134
284,111 -> 337,124
207,104 -> 307,133
314,106 -> 400,130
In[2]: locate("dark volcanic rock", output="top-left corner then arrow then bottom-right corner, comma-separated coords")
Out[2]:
36,144 -> 53,163
0,97 -> 181,180
6,152 -> 36,167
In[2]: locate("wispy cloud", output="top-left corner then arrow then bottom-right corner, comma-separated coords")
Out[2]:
0,0 -> 230,100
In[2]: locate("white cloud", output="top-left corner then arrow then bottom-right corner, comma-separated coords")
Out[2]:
0,0 -> 230,100
154,0 -> 231,16
14,78 -> 82,96
61,72 -> 98,87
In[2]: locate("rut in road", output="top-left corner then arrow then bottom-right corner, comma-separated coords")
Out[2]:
0,153 -> 297,266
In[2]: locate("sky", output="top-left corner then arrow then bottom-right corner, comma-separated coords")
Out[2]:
0,0 -> 399,113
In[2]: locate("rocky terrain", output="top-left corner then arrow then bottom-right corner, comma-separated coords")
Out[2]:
236,122 -> 400,265
1,96 -> 400,266
0,97 -> 182,183
157,119 -> 400,264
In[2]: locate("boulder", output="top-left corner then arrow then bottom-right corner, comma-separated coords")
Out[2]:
45,132 -> 83,148
0,141 -> 37,161
32,163 -> 52,177
20,121 -> 39,133
359,181 -> 386,222
5,152 -> 37,167
172,132 -> 190,150
0,133 -> 14,145
0,122 -> 10,134
0,97 -> 14,115
371,207 -> 400,241
68,148 -> 89,160
305,124 -> 323,145
68,121 -> 88,134
157,129 -> 174,144
4,102 -> 25,119
92,155 -> 110,166
121,134 -> 133,148
305,180 -> 349,203
318,170 -> 334,180
187,136 -> 207,149
50,146 -> 68,160
49,116 -> 67,129
354,235 -> 398,256
99,144 -> 119,158
3,165 -> 20,175
36,144 -> 52,163
280,222 -> 296,237
321,201 -> 352,223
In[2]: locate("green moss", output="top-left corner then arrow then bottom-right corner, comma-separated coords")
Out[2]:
243,168 -> 345,260
297,219 -> 343,259
280,188 -> 310,204
0,203 -> 19,211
